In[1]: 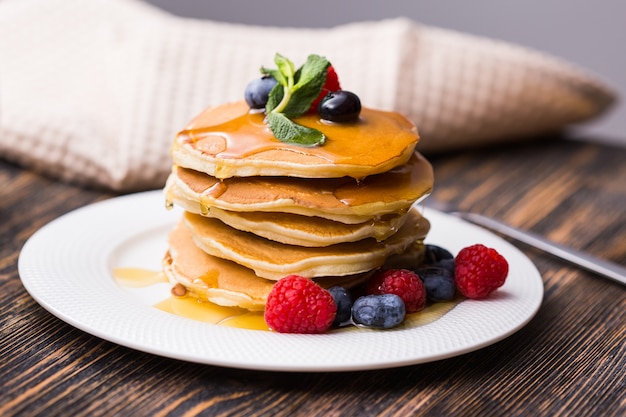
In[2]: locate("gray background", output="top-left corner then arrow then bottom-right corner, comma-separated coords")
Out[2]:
146,0 -> 625,146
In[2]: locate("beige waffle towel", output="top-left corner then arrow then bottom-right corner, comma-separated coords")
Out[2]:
0,0 -> 615,191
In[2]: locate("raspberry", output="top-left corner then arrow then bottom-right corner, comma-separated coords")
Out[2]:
264,275 -> 337,334
366,269 -> 426,313
309,66 -> 341,111
454,244 -> 509,299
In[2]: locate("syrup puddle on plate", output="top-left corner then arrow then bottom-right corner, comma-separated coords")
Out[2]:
112,267 -> 459,332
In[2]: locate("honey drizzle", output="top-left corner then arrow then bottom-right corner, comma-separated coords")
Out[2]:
112,267 -> 459,332
175,152 -> 433,216
181,112 -> 320,161
176,101 -> 418,167
112,267 -> 167,288
154,296 -> 268,330
202,180 -> 228,199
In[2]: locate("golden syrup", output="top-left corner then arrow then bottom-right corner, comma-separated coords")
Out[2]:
197,181 -> 227,215
403,300 -> 459,328
332,300 -> 460,333
202,180 -> 228,199
154,296 -> 270,330
113,267 -> 270,330
218,311 -> 269,330
112,267 -> 167,288
154,293 -> 458,333
112,268 -> 459,332
333,153 -> 433,208
176,101 -> 418,168
173,152 -> 433,214
164,181 -> 176,211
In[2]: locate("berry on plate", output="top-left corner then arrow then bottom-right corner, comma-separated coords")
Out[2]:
366,269 -> 427,313
352,294 -> 406,329
455,244 -> 509,299
416,266 -> 457,302
423,244 -> 454,265
264,275 -> 337,334
328,286 -> 353,327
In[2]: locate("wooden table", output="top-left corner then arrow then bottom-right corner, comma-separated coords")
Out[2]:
1,136 -> 625,416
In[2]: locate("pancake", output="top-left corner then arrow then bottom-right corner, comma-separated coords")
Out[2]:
163,221 -> 274,311
171,101 -> 419,179
165,152 -> 434,223
185,207 -> 409,247
166,194 -> 409,246
182,207 -> 430,280
163,221 -> 374,310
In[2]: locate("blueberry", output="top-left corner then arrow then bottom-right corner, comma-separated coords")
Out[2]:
416,267 -> 456,302
244,76 -> 277,109
434,258 -> 455,276
328,286 -> 352,327
352,294 -> 405,329
318,91 -> 361,123
423,244 -> 454,265
416,266 -> 453,281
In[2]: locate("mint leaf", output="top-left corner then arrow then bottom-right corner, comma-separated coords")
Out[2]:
283,84 -> 323,117
260,53 -> 331,146
265,53 -> 329,116
273,53 -> 296,84
293,55 -> 329,91
283,55 -> 329,117
266,113 -> 325,147
265,83 -> 284,113
261,67 -> 286,87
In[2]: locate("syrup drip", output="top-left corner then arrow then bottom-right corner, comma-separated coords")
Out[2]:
112,268 -> 167,288
403,301 -> 458,328
154,296 -> 268,330
183,112 -> 314,161
175,152 -> 433,215
202,180 -> 227,199
164,185 -> 175,211
112,267 -> 459,332
198,180 -> 228,214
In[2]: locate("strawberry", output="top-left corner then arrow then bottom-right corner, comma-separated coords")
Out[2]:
309,66 -> 341,112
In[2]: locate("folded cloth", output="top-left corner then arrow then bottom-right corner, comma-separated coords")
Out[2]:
0,0 -> 616,191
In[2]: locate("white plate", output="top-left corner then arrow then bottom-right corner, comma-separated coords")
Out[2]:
18,191 -> 543,372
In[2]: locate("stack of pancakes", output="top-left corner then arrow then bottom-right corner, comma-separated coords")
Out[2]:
162,101 -> 434,311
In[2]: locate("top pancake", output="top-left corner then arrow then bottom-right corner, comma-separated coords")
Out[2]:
171,101 -> 419,179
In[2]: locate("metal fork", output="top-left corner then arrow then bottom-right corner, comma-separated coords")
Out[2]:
424,201 -> 626,286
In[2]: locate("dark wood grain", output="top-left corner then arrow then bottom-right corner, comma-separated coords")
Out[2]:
1,137 -> 625,417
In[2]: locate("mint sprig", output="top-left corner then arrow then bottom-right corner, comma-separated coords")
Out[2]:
266,113 -> 325,147
261,53 -> 330,147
